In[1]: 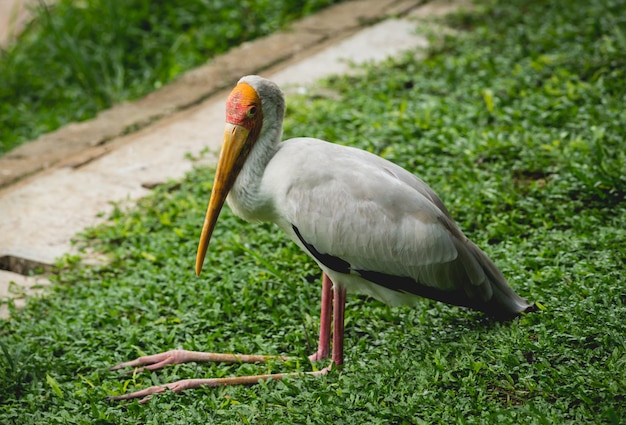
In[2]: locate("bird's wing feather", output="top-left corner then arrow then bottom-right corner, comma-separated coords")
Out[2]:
263,138 -> 488,293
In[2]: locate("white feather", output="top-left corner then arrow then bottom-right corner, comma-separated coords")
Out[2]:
226,76 -> 531,316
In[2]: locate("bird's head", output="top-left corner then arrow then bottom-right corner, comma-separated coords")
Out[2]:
195,77 -> 267,276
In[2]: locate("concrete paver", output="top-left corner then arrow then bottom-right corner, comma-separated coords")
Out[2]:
0,0 -> 472,318
0,0 -> 51,47
0,270 -> 50,319
271,18 -> 428,88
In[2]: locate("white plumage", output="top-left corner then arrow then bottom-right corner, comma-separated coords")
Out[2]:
224,75 -> 530,316
110,75 -> 532,403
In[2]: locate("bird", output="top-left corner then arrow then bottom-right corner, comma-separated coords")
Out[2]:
109,75 -> 533,403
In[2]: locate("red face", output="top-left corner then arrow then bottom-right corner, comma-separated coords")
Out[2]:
225,82 -> 261,131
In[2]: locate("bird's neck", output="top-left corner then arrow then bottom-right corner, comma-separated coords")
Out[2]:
227,122 -> 281,222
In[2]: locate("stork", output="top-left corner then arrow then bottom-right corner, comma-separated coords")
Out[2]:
110,75 -> 532,403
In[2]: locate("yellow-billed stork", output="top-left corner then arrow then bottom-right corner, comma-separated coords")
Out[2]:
110,75 -> 533,403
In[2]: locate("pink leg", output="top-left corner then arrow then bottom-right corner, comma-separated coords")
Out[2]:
332,285 -> 347,367
108,367 -> 333,404
108,349 -> 328,403
308,273 -> 333,362
109,274 -> 345,403
110,350 -> 292,373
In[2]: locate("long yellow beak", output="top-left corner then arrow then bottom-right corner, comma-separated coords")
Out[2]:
195,123 -> 251,275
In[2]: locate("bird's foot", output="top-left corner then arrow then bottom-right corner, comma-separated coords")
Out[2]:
108,365 -> 333,403
308,349 -> 330,362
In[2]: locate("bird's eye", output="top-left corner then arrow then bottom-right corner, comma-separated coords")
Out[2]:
247,105 -> 257,118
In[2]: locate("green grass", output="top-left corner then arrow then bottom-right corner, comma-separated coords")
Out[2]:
0,0 -> 343,155
2,0 -> 626,423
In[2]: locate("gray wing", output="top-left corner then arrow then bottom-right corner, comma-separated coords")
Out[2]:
268,139 -> 480,289
263,138 -> 530,317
